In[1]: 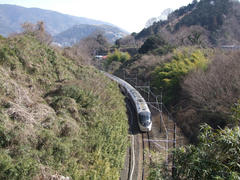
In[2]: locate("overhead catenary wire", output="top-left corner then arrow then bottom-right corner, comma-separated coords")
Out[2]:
123,71 -> 177,175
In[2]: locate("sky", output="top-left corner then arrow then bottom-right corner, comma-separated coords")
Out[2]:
0,0 -> 194,33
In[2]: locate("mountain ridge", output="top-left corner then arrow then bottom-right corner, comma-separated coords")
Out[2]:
54,24 -> 128,46
0,4 -> 128,42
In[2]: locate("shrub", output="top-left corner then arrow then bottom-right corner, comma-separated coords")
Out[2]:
0,34 -> 129,179
174,50 -> 240,143
106,49 -> 130,65
50,85 -> 97,110
139,35 -> 174,55
182,50 -> 240,114
0,125 -> 10,147
0,150 -> 38,180
0,35 -> 5,40
152,48 -> 208,105
149,102 -> 240,180
174,124 -> 240,179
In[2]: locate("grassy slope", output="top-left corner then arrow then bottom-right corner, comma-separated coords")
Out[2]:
0,34 -> 128,179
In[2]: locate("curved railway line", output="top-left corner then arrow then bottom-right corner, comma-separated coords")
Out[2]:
120,100 -> 152,180
104,72 -> 187,180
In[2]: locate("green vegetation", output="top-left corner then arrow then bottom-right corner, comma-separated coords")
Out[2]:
152,48 -> 208,105
175,0 -> 231,32
104,49 -> 131,72
174,125 -> 240,179
0,33 -> 128,179
148,101 -> 240,180
139,35 -> 174,55
108,0 -> 240,179
177,50 -> 240,142
106,49 -> 130,65
173,101 -> 240,179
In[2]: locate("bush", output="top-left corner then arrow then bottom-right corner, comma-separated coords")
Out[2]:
174,50 -> 240,143
152,48 -> 208,105
0,34 -> 129,179
0,125 -> 10,147
106,49 -> 130,65
0,150 -> 38,180
139,35 -> 174,55
182,50 -> 240,114
174,124 -> 240,179
149,102 -> 240,180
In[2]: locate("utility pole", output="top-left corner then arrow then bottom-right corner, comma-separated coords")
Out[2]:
172,122 -> 176,178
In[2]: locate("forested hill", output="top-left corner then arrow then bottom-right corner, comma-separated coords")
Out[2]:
54,24 -> 128,46
135,0 -> 240,46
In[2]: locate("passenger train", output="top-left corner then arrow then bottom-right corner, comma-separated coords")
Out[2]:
104,72 -> 152,132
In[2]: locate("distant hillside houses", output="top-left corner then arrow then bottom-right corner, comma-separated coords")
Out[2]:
221,45 -> 240,50
94,55 -> 107,60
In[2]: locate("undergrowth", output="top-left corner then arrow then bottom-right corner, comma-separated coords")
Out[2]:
0,34 -> 128,179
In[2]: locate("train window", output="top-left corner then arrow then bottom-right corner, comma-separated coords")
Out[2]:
139,112 -> 151,126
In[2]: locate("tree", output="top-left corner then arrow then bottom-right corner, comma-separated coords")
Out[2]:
106,49 -> 130,64
114,35 -> 137,48
65,32 -> 110,65
139,35 -> 169,54
21,22 -> 35,34
145,17 -> 158,28
182,51 -> 240,114
174,0 -> 232,33
77,32 -> 109,56
21,21 -> 52,45
174,122 -> 240,179
152,48 -> 208,105
149,101 -> 240,180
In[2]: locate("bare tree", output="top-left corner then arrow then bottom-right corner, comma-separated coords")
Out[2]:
182,50 -> 240,113
21,22 -> 35,34
145,17 -> 158,28
21,21 -> 52,45
63,32 -> 109,65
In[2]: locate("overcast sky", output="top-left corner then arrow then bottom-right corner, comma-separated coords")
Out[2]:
0,0 -> 194,33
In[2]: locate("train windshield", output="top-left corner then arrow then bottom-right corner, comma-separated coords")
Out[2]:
139,112 -> 151,126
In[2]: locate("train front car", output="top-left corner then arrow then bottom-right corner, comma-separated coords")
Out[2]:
104,72 -> 152,132
131,90 -> 152,132
138,111 -> 152,132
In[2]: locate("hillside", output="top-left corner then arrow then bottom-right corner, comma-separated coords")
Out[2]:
0,33 -> 128,179
0,4 -> 128,43
134,0 -> 240,46
106,0 -> 240,145
54,24 -> 128,46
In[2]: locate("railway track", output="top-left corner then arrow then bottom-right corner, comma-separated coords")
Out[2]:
121,101 -> 152,180
104,72 -> 188,179
104,72 -> 154,180
128,102 -> 136,180
120,95 -> 182,180
121,103 -> 187,180
120,101 -> 137,180
142,132 -> 151,180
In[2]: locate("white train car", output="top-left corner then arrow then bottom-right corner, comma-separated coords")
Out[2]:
104,72 -> 152,132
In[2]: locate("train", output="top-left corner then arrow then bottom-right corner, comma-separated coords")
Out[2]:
104,72 -> 152,132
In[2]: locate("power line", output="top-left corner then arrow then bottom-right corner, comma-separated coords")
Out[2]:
123,71 -> 177,175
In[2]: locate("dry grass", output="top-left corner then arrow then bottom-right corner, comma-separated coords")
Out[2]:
0,34 -> 128,179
